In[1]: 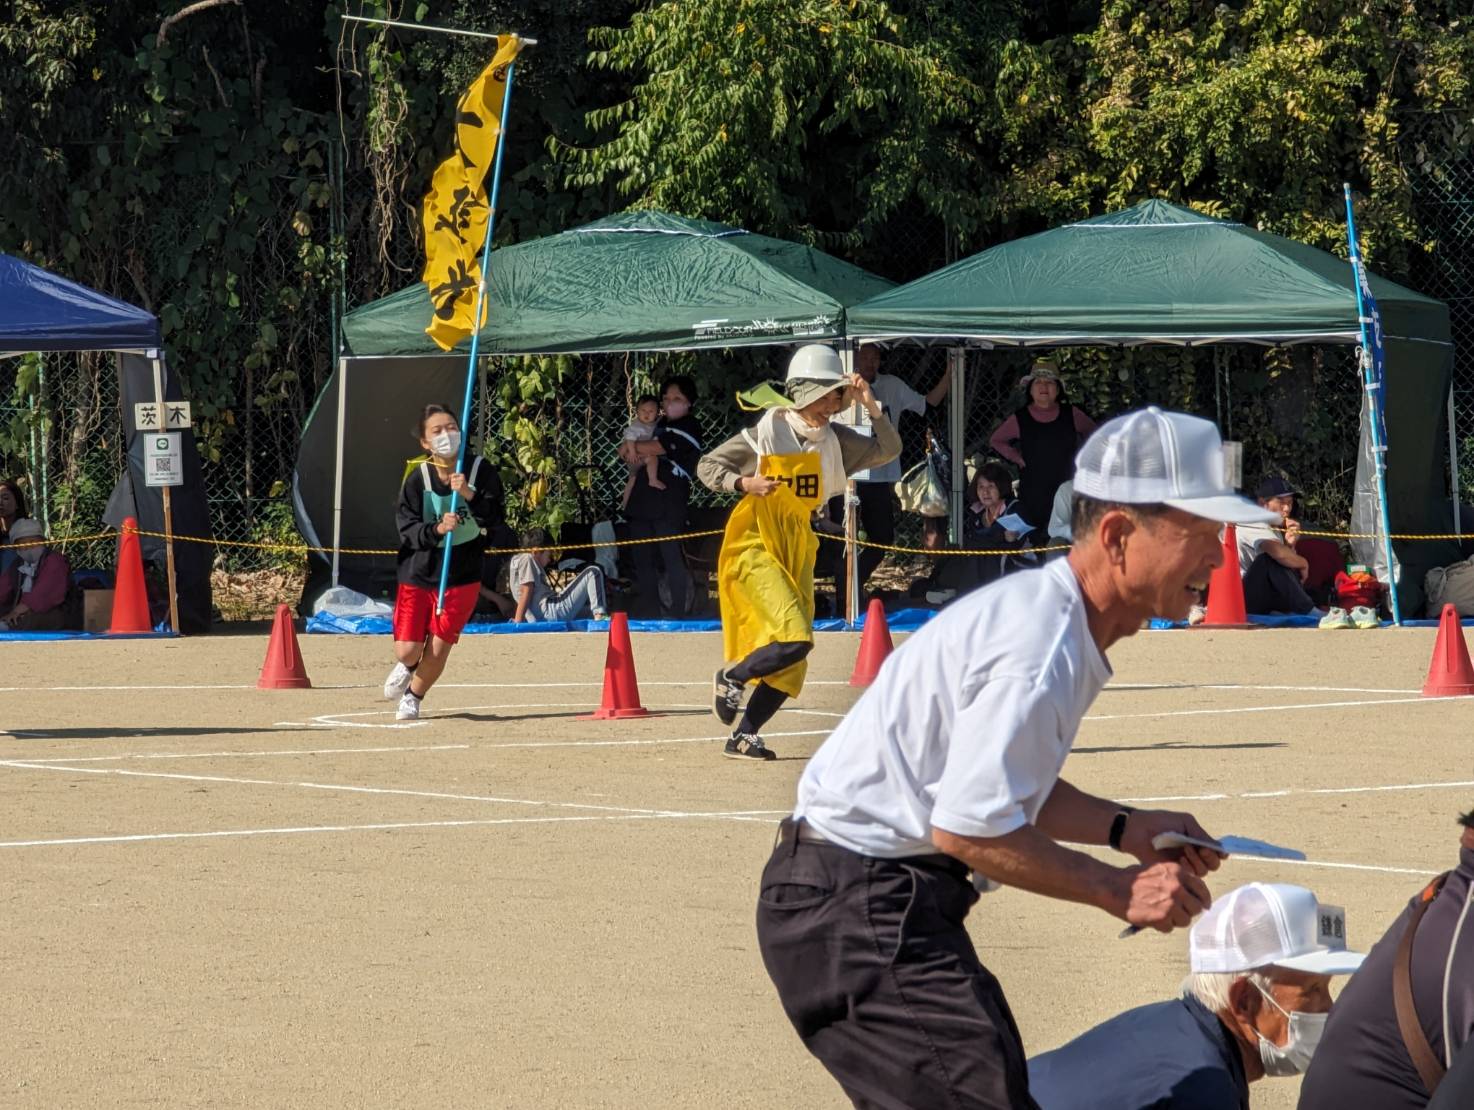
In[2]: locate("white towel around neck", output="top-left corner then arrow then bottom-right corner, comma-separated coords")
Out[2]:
743,408 -> 848,504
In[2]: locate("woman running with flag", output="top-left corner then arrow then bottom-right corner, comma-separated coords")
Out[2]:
383,403 -> 499,721
697,344 -> 900,761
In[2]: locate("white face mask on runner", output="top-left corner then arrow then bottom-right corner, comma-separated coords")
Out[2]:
429,430 -> 461,459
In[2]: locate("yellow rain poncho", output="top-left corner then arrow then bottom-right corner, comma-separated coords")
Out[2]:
718,450 -> 825,698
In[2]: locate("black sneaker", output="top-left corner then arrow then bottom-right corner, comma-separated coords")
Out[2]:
713,666 -> 745,726
724,732 -> 776,761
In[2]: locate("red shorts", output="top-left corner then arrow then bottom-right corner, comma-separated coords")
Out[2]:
392,581 -> 480,645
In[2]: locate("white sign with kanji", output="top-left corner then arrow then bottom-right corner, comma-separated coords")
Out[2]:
134,401 -> 192,431
144,433 -> 183,487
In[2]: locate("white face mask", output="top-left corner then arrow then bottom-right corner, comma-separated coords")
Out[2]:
17,545 -> 43,565
1252,980 -> 1326,1077
429,429 -> 461,459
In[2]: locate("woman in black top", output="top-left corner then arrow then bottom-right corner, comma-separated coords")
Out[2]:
620,375 -> 703,618
382,403 -> 498,721
988,360 -> 1096,538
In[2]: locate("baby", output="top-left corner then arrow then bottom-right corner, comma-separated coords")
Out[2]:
621,394 -> 665,508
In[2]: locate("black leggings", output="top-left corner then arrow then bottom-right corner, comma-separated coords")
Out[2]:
727,640 -> 813,734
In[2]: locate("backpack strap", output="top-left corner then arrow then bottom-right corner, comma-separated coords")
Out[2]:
1396,871 -> 1452,1095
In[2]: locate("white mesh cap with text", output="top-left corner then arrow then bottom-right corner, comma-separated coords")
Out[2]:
1073,407 -> 1280,526
1189,882 -> 1366,976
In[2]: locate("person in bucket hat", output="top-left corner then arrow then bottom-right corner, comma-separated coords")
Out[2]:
756,407 -> 1279,1110
697,344 -> 900,761
988,356 -> 1098,539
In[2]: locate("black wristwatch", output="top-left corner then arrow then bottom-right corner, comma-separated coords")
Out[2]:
1108,806 -> 1136,852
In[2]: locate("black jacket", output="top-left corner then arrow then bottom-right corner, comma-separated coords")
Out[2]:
395,455 -> 500,588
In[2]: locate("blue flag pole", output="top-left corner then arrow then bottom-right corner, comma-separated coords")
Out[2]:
1342,183 -> 1402,625
435,57 -> 519,614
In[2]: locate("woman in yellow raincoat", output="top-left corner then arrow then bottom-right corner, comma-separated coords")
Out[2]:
697,344 -> 900,761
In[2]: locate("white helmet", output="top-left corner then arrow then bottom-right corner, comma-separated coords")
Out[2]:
785,344 -> 845,385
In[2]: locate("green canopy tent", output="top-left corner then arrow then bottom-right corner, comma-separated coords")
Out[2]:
847,199 -> 1458,614
298,211 -> 893,597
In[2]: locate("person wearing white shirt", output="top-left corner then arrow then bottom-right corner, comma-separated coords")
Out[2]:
755,407 -> 1280,1110
1234,475 -> 1317,615
829,345 -> 951,598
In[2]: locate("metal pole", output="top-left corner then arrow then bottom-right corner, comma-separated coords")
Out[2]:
839,339 -> 860,627
150,356 -> 180,634
1343,184 -> 1402,624
435,55 -> 521,613
1450,383 -> 1462,538
331,357 -> 348,588
343,13 -> 538,44
947,348 -> 966,544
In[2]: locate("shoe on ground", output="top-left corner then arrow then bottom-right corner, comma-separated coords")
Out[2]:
1318,607 -> 1352,629
592,610 -> 610,622
713,666 -> 746,726
1349,605 -> 1380,629
925,588 -> 957,605
724,732 -> 776,761
396,692 -> 422,721
383,661 -> 414,701
1187,603 -> 1207,626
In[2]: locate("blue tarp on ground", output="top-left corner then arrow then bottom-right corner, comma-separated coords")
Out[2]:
0,253 -> 161,354
305,608 -> 945,636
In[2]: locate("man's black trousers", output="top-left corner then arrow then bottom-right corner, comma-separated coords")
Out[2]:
1242,553 -> 1315,614
756,819 -> 1039,1110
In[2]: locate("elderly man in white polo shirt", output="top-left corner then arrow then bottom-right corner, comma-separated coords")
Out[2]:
755,407 -> 1281,1110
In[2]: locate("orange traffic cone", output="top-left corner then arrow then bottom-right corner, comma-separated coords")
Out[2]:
109,516 -> 153,633
579,612 -> 653,719
258,604 -> 312,689
1422,604 -> 1474,697
849,598 -> 894,687
1202,524 -> 1255,628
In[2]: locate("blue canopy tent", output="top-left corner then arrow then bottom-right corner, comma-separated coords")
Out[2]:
0,253 -> 213,631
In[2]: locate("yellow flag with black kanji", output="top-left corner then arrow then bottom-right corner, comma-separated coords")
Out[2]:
422,34 -> 523,351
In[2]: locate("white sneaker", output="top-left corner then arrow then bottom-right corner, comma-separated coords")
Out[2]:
1187,603 -> 1207,626
925,588 -> 957,605
396,692 -> 421,721
383,662 -> 414,701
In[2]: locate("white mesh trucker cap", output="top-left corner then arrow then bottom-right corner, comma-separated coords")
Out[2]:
1190,883 -> 1366,976
1073,406 -> 1280,526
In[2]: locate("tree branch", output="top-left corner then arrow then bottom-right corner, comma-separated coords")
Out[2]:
157,0 -> 241,48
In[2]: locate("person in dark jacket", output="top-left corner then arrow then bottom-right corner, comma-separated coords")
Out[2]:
1298,809 -> 1474,1110
988,358 -> 1096,538
0,517 -> 71,630
381,403 -> 498,721
1030,882 -> 1364,1110
620,375 -> 703,618
926,462 -> 1029,603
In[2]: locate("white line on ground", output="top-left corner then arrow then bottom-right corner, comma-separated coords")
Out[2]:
0,808 -> 795,849
0,759 -> 744,816
9,743 -> 473,765
1085,694 -> 1462,721
1123,779 -> 1474,804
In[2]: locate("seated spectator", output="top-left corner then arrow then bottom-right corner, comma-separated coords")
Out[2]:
1046,478 -> 1074,558
1237,476 -> 1319,615
0,518 -> 72,631
0,479 -> 29,575
476,521 -> 520,620
509,527 -> 610,623
1298,808 -> 1474,1110
1029,882 -> 1365,1109
925,463 -> 1028,603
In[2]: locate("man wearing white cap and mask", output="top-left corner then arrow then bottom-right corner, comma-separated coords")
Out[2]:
1029,883 -> 1365,1109
756,407 -> 1280,1109
698,344 -> 899,761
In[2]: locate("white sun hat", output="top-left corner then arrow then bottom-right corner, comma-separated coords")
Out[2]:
1073,406 -> 1280,525
1190,882 -> 1366,976
784,344 -> 848,408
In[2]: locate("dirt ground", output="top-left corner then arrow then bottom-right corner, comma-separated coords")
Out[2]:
2,624 -> 1469,1108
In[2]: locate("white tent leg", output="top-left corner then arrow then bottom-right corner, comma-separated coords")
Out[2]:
331,357 -> 348,588
948,348 -> 966,544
